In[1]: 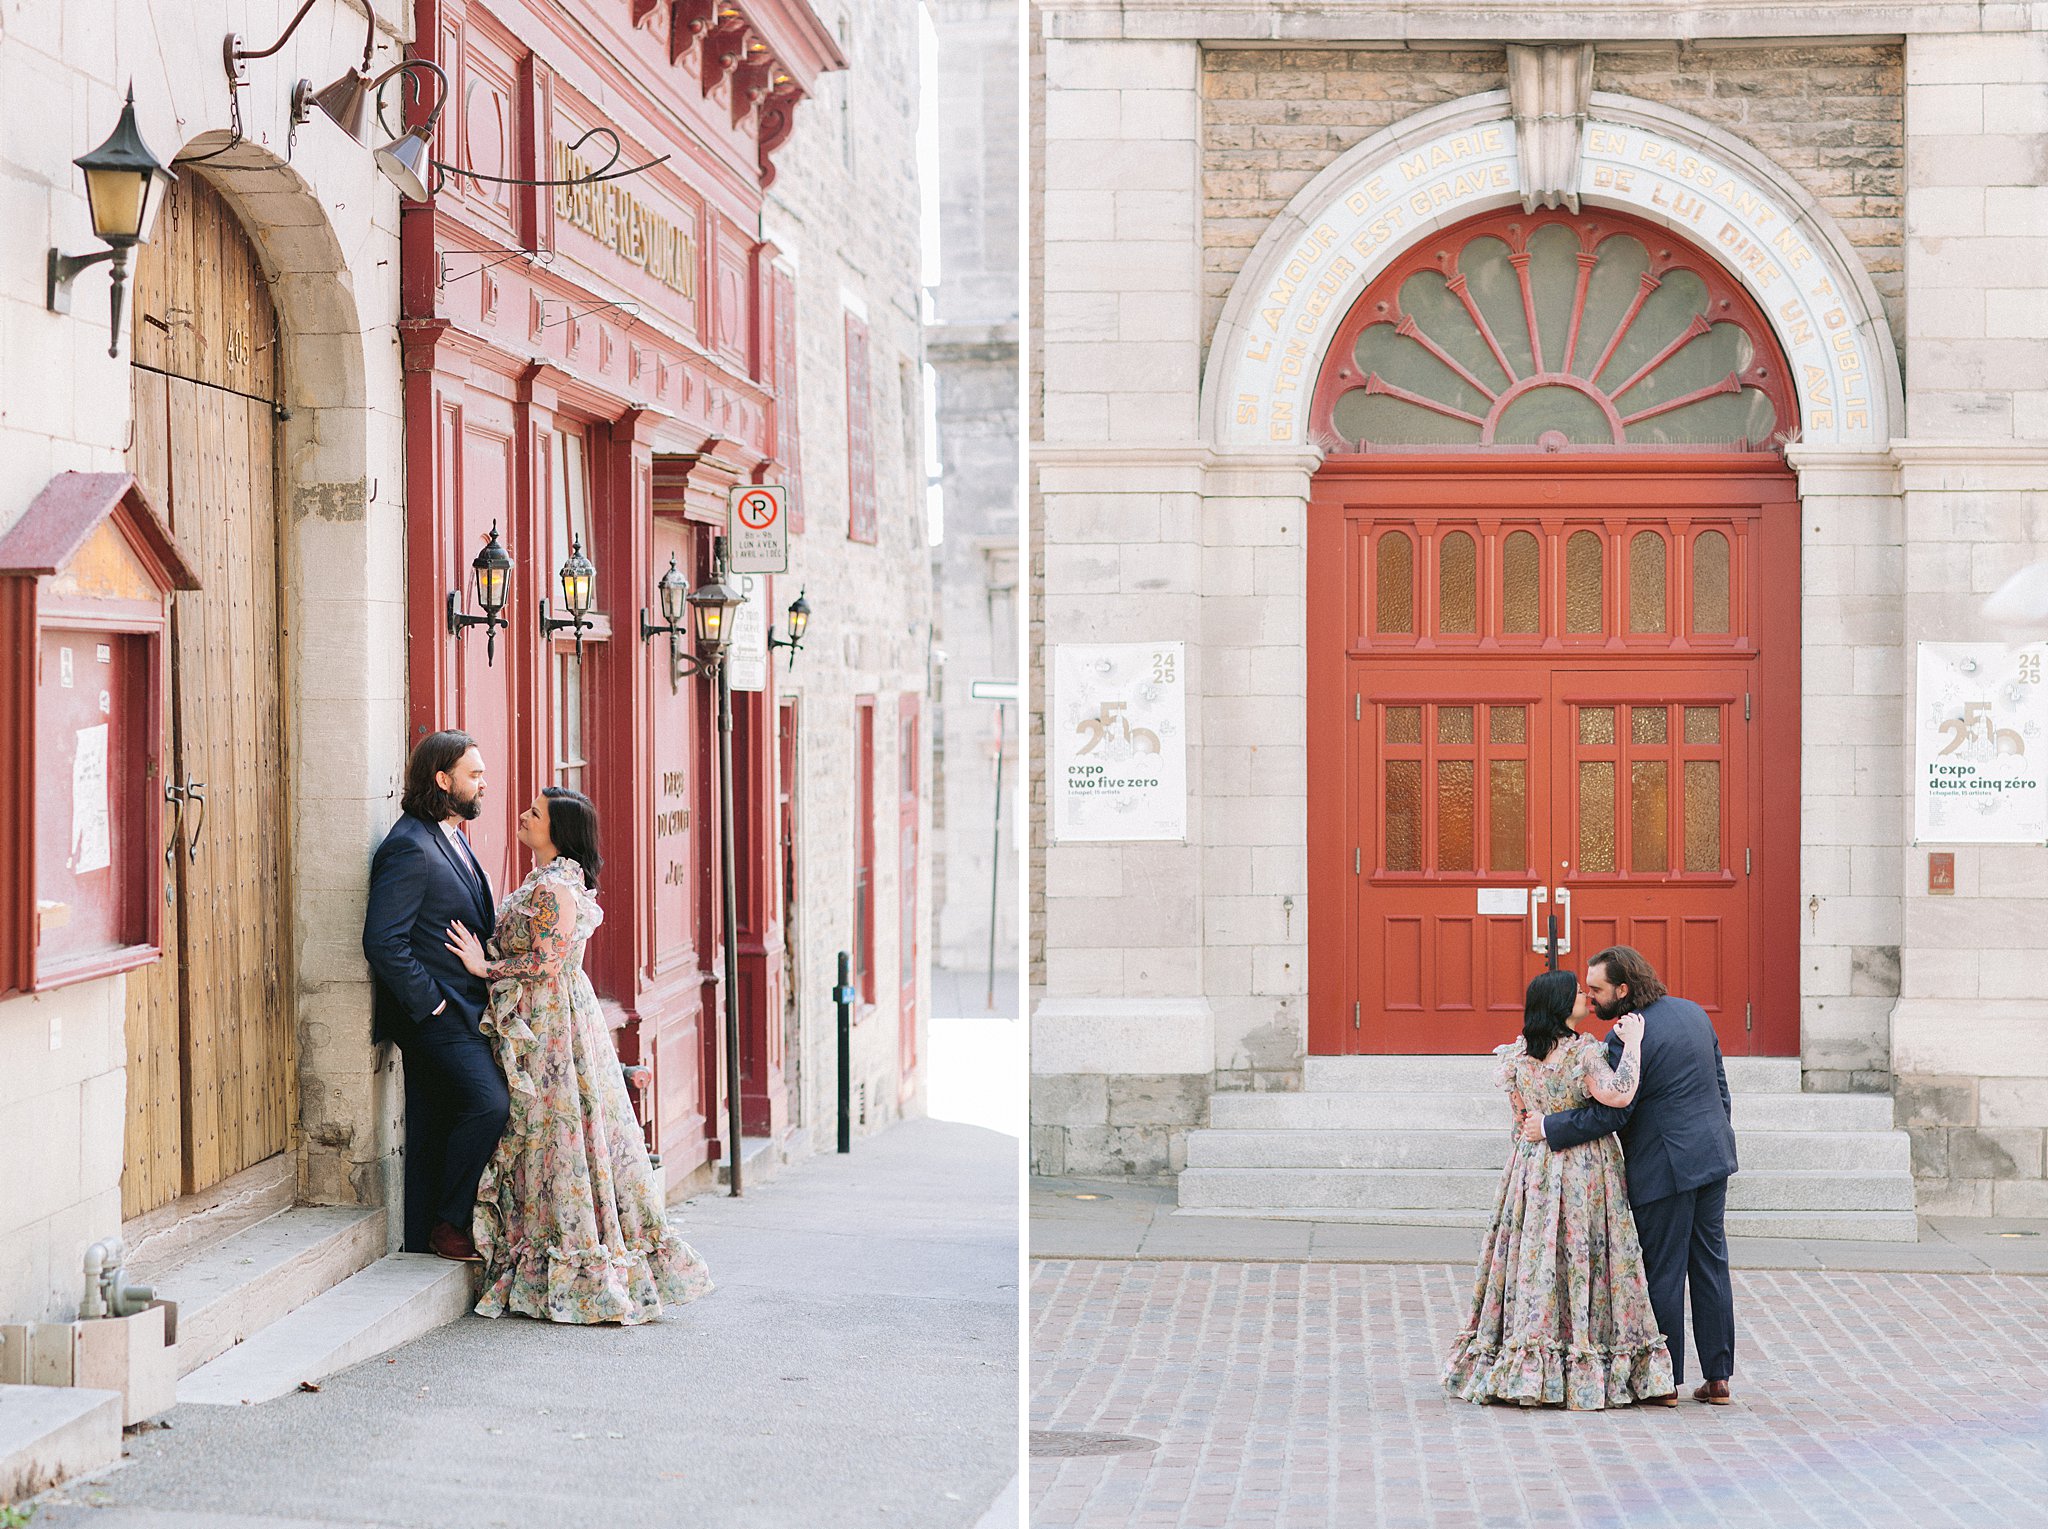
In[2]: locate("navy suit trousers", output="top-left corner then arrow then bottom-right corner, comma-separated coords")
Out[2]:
1632,1176 -> 1735,1384
393,1012 -> 509,1250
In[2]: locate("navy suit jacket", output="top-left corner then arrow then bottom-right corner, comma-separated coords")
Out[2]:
1542,994 -> 1739,1206
363,813 -> 496,1045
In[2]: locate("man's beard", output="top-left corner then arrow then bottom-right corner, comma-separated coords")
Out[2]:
1591,993 -> 1629,1022
450,792 -> 482,821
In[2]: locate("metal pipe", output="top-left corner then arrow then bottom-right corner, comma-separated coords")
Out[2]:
836,950 -> 854,1153
81,1241 -> 107,1320
718,651 -> 744,1197
985,702 -> 1006,1013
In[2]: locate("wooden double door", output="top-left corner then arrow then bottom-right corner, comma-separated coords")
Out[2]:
121,173 -> 295,1218
1307,459 -> 1800,1058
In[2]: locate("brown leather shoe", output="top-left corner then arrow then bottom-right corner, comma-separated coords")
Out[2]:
1693,1379 -> 1733,1405
1645,1391 -> 1680,1407
430,1221 -> 482,1263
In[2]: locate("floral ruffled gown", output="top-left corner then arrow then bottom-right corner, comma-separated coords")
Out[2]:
471,856 -> 714,1324
1442,1034 -> 1674,1408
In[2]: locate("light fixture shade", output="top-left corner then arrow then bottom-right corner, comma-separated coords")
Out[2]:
76,85 -> 173,245
471,522 -> 512,614
657,554 -> 689,626
374,126 -> 434,202
559,537 -> 596,616
785,590 -> 810,644
308,67 -> 375,143
689,573 -> 743,657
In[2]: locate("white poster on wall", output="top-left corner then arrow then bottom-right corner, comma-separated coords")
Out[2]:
728,571 -> 770,693
1050,642 -> 1186,842
71,723 -> 110,874
1914,642 -> 2048,844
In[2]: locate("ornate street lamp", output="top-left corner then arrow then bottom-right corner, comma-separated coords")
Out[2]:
47,86 -> 176,357
687,568 -> 744,661
639,554 -> 693,692
447,522 -> 512,666
539,536 -> 597,657
768,589 -> 810,660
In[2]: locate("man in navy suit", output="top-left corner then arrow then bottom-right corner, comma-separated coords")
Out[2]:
1524,945 -> 1741,1404
362,730 -> 510,1261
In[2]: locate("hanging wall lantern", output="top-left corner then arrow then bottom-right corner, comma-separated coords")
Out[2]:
46,86 -> 176,357
640,553 -> 694,692
540,536 -> 597,657
447,522 -> 513,666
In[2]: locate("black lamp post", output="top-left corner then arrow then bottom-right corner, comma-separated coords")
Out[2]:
447,521 -> 512,665
47,85 -> 176,357
640,546 -> 743,1191
540,536 -> 598,657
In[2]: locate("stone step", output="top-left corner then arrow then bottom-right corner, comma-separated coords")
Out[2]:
1209,1089 -> 1896,1132
1303,1054 -> 1803,1093
177,1254 -> 475,1408
1172,1206 -> 1923,1242
1177,1167 -> 1918,1214
1184,1128 -> 1909,1173
150,1205 -> 385,1377
0,1383 -> 122,1503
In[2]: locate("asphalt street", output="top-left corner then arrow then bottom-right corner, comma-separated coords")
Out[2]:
35,1116 -> 1021,1529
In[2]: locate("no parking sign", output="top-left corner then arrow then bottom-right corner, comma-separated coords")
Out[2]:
729,484 -> 789,573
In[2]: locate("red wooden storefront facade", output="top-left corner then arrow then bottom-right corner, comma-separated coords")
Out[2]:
1303,207 -> 1803,1060
398,0 -> 839,1178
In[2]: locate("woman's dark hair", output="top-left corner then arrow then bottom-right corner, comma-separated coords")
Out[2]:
1522,969 -> 1580,1062
401,730 -> 478,822
542,786 -> 602,889
1588,945 -> 1667,1013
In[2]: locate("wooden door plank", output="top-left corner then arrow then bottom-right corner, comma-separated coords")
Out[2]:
249,399 -> 292,1159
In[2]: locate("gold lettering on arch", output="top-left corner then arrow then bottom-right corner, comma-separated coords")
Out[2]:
553,139 -> 698,298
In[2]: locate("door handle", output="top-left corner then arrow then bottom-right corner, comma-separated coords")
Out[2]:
183,779 -> 206,863
1553,886 -> 1572,956
163,781 -> 185,894
1529,886 -> 1548,953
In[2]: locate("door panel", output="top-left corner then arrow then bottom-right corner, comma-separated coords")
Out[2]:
1352,666 -> 1547,1054
1311,459 -> 1798,1059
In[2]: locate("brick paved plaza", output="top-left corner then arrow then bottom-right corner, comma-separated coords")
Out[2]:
1031,1259 -> 2048,1528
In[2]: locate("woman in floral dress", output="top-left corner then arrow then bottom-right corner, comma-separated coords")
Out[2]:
445,787 -> 713,1325
1442,969 -> 1675,1409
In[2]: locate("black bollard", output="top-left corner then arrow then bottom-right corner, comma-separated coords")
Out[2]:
835,951 -> 855,1153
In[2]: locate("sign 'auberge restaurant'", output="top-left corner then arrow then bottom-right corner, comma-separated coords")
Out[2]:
553,136 -> 697,297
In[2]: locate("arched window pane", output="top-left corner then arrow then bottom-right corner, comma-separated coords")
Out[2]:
1572,235 -> 1650,378
1502,531 -> 1540,634
1458,236 -> 1534,380
1492,386 -> 1615,445
1693,530 -> 1731,633
1629,530 -> 1666,634
1527,224 -> 1582,373
1376,531 -> 1414,633
1439,531 -> 1477,634
1566,530 -> 1604,633
1355,323 -> 1490,417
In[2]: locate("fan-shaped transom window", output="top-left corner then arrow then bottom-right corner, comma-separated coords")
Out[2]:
1313,208 -> 1795,452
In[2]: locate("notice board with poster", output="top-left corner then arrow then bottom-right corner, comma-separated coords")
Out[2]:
0,473 -> 197,994
1914,641 -> 2048,844
1050,642 -> 1187,841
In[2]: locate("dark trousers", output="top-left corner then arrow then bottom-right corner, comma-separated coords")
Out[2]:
1631,1177 -> 1735,1384
394,1015 -> 510,1252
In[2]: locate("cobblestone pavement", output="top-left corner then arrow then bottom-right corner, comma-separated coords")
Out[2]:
1030,1259 -> 2048,1529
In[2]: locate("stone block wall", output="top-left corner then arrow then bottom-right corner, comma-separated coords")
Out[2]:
765,0 -> 936,1136
1199,41 -> 1905,355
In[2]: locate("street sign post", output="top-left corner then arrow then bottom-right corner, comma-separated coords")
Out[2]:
728,484 -> 789,573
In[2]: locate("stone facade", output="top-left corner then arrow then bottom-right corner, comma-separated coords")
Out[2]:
1031,5 -> 2048,1211
929,0 -> 1023,982
762,0 -> 936,1142
0,0 -> 935,1327
0,0 -> 413,1320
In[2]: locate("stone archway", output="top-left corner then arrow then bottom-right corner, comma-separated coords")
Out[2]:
138,134 -> 401,1220
1201,92 -> 1902,457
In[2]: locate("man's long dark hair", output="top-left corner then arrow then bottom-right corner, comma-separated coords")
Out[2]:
401,730 -> 478,822
1522,969 -> 1580,1062
1588,944 -> 1668,1014
543,786 -> 602,889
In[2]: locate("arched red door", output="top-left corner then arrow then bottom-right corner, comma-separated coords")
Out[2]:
1304,208 -> 1801,1058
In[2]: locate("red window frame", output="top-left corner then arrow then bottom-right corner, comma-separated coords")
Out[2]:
845,313 -> 878,544
853,696 -> 877,1004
